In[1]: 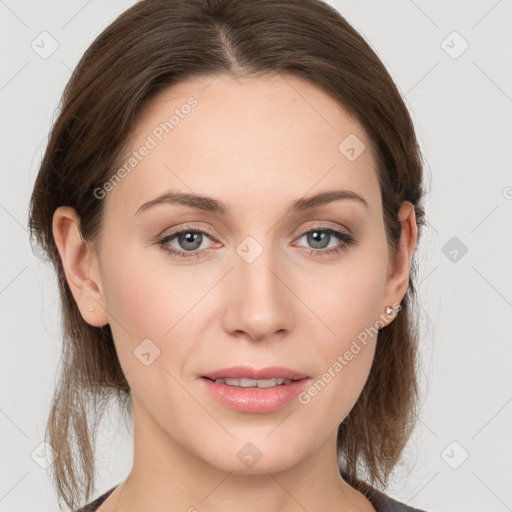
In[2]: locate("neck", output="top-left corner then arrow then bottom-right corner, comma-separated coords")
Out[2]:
106,399 -> 374,512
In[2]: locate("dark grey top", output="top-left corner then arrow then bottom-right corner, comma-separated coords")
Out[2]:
74,480 -> 427,512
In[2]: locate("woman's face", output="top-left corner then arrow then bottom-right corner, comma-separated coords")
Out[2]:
63,73 -> 414,475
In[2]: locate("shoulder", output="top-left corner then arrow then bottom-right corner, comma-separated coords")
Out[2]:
345,474 -> 428,512
367,488 -> 428,512
73,486 -> 118,512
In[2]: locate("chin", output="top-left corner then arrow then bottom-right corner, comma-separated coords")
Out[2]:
199,439 -> 305,475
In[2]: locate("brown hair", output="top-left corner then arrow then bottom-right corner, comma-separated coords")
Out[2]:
28,0 -> 427,509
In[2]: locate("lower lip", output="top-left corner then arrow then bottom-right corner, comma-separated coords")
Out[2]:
201,377 -> 309,413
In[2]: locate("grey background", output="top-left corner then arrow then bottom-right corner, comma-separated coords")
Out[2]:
1,1 -> 511,511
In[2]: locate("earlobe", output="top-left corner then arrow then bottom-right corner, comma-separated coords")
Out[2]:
52,206 -> 109,327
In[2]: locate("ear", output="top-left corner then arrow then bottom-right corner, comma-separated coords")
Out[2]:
52,206 -> 109,327
380,200 -> 418,325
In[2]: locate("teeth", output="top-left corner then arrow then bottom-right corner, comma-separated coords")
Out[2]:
214,377 -> 293,388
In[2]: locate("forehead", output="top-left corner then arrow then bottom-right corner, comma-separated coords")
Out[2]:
104,73 -> 380,219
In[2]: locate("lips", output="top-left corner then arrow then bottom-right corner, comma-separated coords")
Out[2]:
201,370 -> 310,413
201,365 -> 309,381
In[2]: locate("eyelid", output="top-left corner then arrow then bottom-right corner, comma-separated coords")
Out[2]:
158,221 -> 351,244
158,223 -> 219,241
294,221 -> 352,237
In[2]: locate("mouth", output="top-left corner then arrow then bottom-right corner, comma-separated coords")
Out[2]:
200,366 -> 310,413
201,365 -> 309,382
202,376 -> 299,388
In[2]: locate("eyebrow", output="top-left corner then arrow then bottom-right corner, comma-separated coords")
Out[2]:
135,188 -> 369,216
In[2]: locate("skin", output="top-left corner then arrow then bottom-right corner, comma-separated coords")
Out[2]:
53,73 -> 417,512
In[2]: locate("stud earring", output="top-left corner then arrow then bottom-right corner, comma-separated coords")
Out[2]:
378,305 -> 400,332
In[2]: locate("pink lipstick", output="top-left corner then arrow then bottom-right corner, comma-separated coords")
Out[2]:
200,365 -> 310,413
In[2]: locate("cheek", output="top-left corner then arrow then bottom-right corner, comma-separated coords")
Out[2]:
99,246 -> 216,375
299,255 -> 385,349
100,244 -> 199,335
102,263 -> 164,338
294,255 -> 386,415
98,245 -> 169,371
297,281 -> 379,428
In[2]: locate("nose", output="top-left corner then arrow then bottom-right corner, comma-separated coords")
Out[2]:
221,242 -> 295,342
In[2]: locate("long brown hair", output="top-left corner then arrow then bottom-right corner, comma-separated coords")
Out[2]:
28,0 -> 426,509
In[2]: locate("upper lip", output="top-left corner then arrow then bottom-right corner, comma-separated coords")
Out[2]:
202,366 -> 309,381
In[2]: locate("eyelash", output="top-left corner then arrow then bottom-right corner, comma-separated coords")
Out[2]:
156,225 -> 356,260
